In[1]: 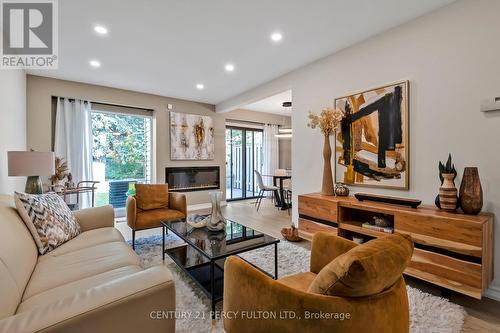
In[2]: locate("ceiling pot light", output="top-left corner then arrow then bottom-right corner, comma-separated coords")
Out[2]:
94,25 -> 108,35
271,32 -> 283,42
196,83 -> 205,90
225,63 -> 235,72
89,60 -> 101,67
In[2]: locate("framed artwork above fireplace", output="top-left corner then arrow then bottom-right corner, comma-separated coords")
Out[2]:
170,111 -> 215,160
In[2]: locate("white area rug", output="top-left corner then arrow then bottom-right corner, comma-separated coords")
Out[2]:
131,235 -> 466,333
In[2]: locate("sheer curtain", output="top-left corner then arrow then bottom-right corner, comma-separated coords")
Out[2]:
262,124 -> 279,187
54,98 -> 93,208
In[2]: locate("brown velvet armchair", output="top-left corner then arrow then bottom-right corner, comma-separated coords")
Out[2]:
223,232 -> 413,333
126,184 -> 187,249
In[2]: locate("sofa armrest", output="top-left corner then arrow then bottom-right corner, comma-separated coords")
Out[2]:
168,192 -> 187,218
223,256 -> 409,333
310,232 -> 357,274
73,205 -> 114,232
126,196 -> 137,229
0,266 -> 175,333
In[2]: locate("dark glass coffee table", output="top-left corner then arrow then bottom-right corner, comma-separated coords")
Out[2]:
161,219 -> 279,317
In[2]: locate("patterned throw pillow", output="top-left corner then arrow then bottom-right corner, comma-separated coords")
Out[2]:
14,192 -> 81,255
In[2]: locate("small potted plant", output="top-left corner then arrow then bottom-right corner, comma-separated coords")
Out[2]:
308,108 -> 344,195
436,154 -> 459,211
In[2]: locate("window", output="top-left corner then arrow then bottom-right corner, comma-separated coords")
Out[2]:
91,110 -> 152,208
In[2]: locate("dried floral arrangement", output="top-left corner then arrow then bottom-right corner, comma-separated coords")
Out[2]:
50,157 -> 69,185
307,107 -> 344,136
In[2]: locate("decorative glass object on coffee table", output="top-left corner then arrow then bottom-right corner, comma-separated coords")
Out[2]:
161,218 -> 279,318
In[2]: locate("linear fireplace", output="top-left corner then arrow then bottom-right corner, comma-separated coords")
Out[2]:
165,166 -> 220,192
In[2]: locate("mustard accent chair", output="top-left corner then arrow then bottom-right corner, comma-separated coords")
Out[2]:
126,184 -> 187,249
223,232 -> 414,333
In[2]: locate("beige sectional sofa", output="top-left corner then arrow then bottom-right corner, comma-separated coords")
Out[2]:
0,195 -> 175,333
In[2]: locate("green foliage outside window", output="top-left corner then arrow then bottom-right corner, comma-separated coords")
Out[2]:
91,112 -> 148,181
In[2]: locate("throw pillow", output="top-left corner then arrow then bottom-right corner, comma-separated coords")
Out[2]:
14,192 -> 81,255
135,184 -> 169,210
307,233 -> 413,297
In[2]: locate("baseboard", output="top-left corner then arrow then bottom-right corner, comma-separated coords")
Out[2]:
485,284 -> 500,302
188,201 -> 227,212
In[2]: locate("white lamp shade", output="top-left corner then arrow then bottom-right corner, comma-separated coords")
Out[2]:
8,151 -> 55,176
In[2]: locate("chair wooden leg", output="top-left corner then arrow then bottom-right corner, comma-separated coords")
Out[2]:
132,230 -> 136,250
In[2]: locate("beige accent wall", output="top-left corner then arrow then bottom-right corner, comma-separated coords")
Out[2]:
215,0 -> 500,297
26,75 -> 291,205
0,70 -> 27,195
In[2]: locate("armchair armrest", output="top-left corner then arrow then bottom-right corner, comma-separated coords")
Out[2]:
73,205 -> 114,232
0,266 -> 175,333
223,256 -> 409,333
126,196 -> 137,229
168,192 -> 187,218
310,232 -> 357,274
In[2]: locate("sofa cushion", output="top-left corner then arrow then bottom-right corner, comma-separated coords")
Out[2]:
14,192 -> 81,255
278,272 -> 317,292
135,208 -> 185,229
40,227 -> 125,258
0,195 -> 38,320
135,184 -> 168,211
17,265 -> 142,312
308,234 -> 413,297
23,241 -> 140,300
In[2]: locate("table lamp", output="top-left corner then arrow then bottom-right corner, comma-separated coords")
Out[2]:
8,151 -> 55,194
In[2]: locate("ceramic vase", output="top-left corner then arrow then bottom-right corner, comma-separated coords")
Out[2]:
459,167 -> 483,215
206,191 -> 226,231
321,135 -> 334,196
439,173 -> 458,212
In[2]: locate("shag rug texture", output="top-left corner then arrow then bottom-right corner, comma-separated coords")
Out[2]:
131,234 -> 466,333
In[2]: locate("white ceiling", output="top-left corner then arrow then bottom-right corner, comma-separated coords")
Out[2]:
242,90 -> 292,116
28,0 -> 454,105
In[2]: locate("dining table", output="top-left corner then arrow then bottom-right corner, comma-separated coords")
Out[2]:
263,173 -> 292,210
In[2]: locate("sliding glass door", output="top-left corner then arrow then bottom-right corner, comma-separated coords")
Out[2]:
226,126 -> 263,200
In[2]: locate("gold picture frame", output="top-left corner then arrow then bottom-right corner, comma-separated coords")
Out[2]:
334,80 -> 409,190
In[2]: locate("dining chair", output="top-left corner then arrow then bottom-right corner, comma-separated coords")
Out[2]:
254,170 -> 279,211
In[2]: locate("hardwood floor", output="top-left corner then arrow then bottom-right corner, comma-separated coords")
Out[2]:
115,198 -> 500,332
115,197 -> 293,241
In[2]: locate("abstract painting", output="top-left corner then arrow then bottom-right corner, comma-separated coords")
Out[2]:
170,111 -> 214,160
335,80 -> 409,189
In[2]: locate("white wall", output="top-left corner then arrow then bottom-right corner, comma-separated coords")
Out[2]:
0,70 -> 27,194
216,0 -> 500,298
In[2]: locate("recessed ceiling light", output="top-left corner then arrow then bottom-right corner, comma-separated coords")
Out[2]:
94,25 -> 108,35
271,32 -> 283,42
196,83 -> 205,90
89,60 -> 101,68
224,63 -> 235,72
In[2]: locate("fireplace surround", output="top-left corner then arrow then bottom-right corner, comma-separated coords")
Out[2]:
165,166 -> 220,192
